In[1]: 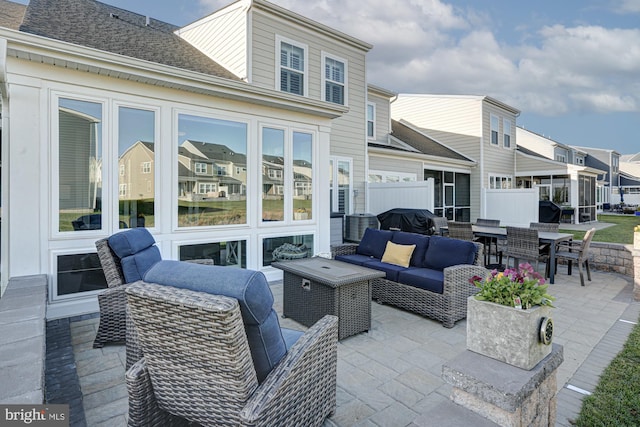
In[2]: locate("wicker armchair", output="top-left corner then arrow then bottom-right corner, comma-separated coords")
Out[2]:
504,227 -> 549,276
332,240 -> 486,328
125,281 -> 338,426
93,232 -> 212,360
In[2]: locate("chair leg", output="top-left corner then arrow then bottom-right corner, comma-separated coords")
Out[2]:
567,260 -> 573,276
577,261 -> 585,287
585,260 -> 592,282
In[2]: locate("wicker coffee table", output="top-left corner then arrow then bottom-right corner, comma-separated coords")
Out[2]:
272,257 -> 385,340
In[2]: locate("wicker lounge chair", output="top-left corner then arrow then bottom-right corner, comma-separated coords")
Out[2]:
93,229 -> 212,357
125,281 -> 338,426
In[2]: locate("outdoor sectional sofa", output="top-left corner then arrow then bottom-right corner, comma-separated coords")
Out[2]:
332,228 -> 487,328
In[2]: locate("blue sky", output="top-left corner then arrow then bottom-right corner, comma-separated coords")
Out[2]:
15,0 -> 640,154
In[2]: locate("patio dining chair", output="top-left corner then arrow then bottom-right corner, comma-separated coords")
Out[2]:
504,226 -> 549,276
125,264 -> 338,426
475,218 -> 502,266
554,227 -> 596,286
432,216 -> 448,235
530,222 -> 559,256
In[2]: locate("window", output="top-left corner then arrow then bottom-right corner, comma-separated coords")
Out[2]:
293,132 -> 313,221
198,183 -> 216,194
503,119 -> 511,148
180,240 -> 246,268
57,98 -> 103,232
367,170 -> 416,182
178,114 -> 248,227
367,103 -> 375,139
118,106 -> 156,229
263,234 -> 313,267
576,156 -> 585,165
195,162 -> 207,174
278,36 -> 307,96
322,53 -> 346,105
119,164 -> 125,176
490,114 -> 499,145
262,127 -> 285,221
555,154 -> 566,163
489,174 -> 513,189
330,157 -> 352,214
217,166 -> 227,176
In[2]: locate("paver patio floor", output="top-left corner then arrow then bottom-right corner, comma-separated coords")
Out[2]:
62,265 -> 639,426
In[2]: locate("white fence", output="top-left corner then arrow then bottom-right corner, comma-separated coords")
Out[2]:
482,188 -> 539,227
367,179 -> 435,215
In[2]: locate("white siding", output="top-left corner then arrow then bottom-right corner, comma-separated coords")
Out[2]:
367,91 -> 391,143
516,127 -> 555,160
177,5 -> 248,79
481,102 -> 516,185
369,154 -> 423,179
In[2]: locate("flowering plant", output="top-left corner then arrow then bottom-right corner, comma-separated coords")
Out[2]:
469,263 -> 555,309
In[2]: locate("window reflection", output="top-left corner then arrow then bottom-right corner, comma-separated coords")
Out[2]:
118,107 -> 155,228
179,240 -> 246,268
58,98 -> 102,232
262,128 -> 285,222
293,132 -> 312,220
177,114 -> 248,226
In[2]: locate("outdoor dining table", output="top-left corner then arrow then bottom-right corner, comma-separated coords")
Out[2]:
471,225 -> 573,284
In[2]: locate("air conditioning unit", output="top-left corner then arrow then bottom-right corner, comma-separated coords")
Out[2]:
344,213 -> 378,243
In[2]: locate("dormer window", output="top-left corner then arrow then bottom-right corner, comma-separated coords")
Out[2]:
277,36 -> 307,96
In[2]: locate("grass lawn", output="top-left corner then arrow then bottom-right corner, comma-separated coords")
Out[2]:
575,317 -> 640,426
559,214 -> 640,244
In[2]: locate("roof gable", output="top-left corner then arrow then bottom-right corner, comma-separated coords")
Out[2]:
18,0 -> 240,80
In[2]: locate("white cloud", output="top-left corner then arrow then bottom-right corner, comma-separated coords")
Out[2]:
196,0 -> 640,116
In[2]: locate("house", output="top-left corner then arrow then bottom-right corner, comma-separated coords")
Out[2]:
516,127 -> 603,222
391,94 -> 520,221
570,146 -> 622,207
366,85 -> 477,219
0,0 -> 371,317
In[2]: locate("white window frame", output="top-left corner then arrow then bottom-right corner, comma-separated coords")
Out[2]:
321,52 -> 348,106
119,183 -> 127,196
119,164 -> 125,176
503,119 -> 511,148
576,156 -> 584,165
488,174 -> 513,189
198,183 -> 216,194
194,162 -> 207,174
367,102 -> 376,140
555,154 -> 567,163
490,114 -> 499,146
368,169 -> 417,183
276,35 -> 308,97
217,165 -> 227,176
330,156 -> 353,214
141,161 -> 151,174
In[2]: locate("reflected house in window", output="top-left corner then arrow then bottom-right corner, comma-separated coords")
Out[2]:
178,140 -> 247,201
118,141 -> 155,201
59,107 -> 102,213
293,160 -> 313,198
262,155 -> 284,198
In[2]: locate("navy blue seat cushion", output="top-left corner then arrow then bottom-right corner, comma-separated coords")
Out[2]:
423,235 -> 476,271
108,228 -> 161,283
391,232 -> 430,267
144,260 -> 291,383
334,253 -> 376,266
356,228 -> 394,259
361,259 -> 408,282
397,268 -> 445,294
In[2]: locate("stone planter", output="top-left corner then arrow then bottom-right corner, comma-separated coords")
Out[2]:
467,297 -> 553,370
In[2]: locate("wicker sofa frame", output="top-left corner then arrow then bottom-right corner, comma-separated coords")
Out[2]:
332,240 -> 487,328
125,281 -> 338,426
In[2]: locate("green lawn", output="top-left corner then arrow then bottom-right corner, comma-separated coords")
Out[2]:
575,317 -> 640,426
559,214 -> 640,244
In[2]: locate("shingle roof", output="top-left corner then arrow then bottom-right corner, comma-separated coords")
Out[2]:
386,120 -> 471,162
184,141 -> 247,164
17,0 -> 240,80
0,0 -> 26,30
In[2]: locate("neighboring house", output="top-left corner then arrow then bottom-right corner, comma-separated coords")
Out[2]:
366,85 -> 477,219
618,153 -> 640,206
0,0 -> 370,317
391,94 -> 520,221
515,127 -> 603,222
572,146 -> 622,206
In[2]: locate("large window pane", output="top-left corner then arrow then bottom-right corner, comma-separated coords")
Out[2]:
58,98 -> 102,232
177,114 -> 247,227
179,240 -> 246,268
262,128 -> 285,222
293,132 -> 312,220
118,107 -> 155,229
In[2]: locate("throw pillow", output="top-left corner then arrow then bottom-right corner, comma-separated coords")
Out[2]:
381,241 -> 416,268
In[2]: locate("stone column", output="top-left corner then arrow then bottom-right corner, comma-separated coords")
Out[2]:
442,344 -> 563,427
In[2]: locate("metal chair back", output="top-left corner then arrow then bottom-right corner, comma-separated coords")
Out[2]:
529,222 -> 559,232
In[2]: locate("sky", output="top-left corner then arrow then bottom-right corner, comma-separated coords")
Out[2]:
15,0 -> 640,154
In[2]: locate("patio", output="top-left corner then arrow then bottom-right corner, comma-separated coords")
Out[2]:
54,265 -> 639,426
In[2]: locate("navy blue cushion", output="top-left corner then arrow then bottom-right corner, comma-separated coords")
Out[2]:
108,229 -> 161,283
144,260 -> 290,383
361,259 -> 408,282
423,235 -> 476,271
334,253 -> 376,266
391,232 -> 430,267
397,268 -> 445,294
356,228 -> 394,259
